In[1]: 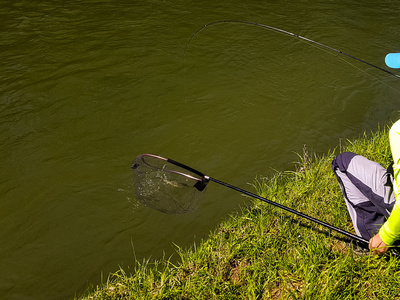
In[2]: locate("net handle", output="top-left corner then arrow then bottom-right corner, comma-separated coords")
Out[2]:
206,176 -> 369,247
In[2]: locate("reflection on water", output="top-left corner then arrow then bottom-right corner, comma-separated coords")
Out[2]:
0,0 -> 399,299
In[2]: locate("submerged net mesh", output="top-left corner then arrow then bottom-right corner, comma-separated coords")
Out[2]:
131,154 -> 208,214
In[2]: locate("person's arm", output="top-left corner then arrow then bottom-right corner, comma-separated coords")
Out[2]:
370,120 -> 400,254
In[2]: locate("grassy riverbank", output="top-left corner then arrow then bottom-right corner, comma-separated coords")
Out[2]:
81,127 -> 400,299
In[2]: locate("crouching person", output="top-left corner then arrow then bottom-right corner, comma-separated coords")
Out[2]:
332,120 -> 400,255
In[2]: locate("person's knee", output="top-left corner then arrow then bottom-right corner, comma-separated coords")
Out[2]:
332,152 -> 358,173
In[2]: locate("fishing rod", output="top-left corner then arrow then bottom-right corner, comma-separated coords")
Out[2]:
185,20 -> 400,79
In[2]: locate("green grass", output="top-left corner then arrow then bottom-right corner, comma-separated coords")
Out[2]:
80,126 -> 400,299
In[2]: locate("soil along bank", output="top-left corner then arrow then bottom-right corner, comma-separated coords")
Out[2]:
81,126 -> 400,299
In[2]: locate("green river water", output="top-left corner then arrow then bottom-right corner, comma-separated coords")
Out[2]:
1,1 -> 399,299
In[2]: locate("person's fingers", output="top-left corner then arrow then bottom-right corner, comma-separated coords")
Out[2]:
368,234 -> 389,255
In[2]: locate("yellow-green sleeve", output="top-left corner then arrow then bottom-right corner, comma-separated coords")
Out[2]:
379,119 -> 400,245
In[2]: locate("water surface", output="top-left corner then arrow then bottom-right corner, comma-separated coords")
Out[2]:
0,1 -> 399,299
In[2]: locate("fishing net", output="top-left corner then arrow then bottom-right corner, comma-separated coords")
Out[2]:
131,154 -> 208,214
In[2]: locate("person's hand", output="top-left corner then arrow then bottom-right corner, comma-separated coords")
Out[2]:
369,233 -> 389,255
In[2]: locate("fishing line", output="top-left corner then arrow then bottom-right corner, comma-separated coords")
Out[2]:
184,20 -> 400,80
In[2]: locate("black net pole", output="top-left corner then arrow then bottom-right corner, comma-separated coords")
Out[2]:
207,176 -> 369,246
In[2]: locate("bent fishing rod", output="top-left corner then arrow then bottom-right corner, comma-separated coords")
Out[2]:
185,20 -> 400,79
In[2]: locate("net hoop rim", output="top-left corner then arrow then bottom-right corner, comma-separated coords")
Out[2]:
137,154 -> 205,182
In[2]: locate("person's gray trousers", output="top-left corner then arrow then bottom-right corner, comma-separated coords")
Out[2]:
332,152 -> 395,239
